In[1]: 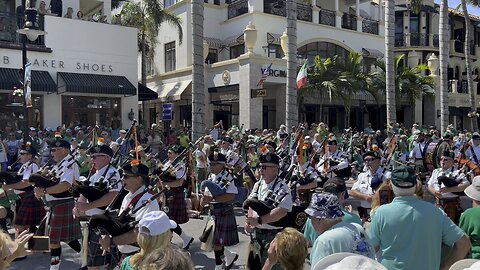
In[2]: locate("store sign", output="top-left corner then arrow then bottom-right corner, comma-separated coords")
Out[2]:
2,56 -> 114,73
260,67 -> 286,78
251,89 -> 267,98
162,103 -> 173,121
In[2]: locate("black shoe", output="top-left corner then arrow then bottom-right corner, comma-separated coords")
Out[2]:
225,253 -> 239,270
78,267 -> 88,270
183,237 -> 194,250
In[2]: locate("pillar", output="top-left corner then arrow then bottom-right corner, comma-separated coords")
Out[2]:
238,57 -> 262,129
335,0 -> 342,29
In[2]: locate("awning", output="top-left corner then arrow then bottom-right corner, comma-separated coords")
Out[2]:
0,67 -> 56,93
267,33 -> 282,44
204,37 -> 223,48
208,84 -> 239,93
223,34 -> 244,47
362,48 -> 384,58
57,72 -> 136,95
138,83 -> 158,101
154,80 -> 192,102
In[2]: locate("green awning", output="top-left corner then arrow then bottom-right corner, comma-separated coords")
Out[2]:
138,83 -> 158,101
0,67 -> 56,93
57,72 -> 136,95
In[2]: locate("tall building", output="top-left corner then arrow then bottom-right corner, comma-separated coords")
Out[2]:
0,0 -> 139,132
146,0 -> 480,131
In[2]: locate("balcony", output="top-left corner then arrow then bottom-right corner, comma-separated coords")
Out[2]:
395,33 -> 405,47
0,11 -> 45,46
228,0 -> 248,19
362,18 -> 378,35
410,33 -> 428,46
263,0 -> 313,22
342,13 -> 357,31
433,34 -> 439,47
319,8 -> 335,27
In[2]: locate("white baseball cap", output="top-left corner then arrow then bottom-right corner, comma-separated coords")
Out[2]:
313,253 -> 387,270
138,211 -> 177,236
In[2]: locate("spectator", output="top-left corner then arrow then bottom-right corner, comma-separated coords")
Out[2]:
306,193 -> 375,268
0,230 -> 33,269
262,227 -> 308,270
0,137 -> 7,172
368,166 -> 471,270
37,1 -> 47,15
364,123 -> 374,135
76,10 -> 84,20
313,253 -> 387,270
140,244 -> 194,270
460,176 -> 480,259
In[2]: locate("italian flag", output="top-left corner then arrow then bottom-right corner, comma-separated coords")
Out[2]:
296,62 -> 308,89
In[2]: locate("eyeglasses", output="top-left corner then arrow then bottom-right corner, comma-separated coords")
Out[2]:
259,165 -> 276,170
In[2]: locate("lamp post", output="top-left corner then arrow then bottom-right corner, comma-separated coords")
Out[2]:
16,1 -> 47,143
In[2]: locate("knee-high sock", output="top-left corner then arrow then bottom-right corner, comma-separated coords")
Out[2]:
50,247 -> 61,265
214,247 -> 225,265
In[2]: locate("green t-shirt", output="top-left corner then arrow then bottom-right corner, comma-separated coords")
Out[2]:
460,206 -> 480,259
120,255 -> 134,270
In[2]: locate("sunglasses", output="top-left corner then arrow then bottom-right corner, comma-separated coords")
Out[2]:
50,148 -> 61,152
364,158 -> 376,162
92,155 -> 106,160
20,152 -> 28,155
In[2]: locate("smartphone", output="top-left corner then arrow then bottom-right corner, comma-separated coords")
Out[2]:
27,236 -> 50,252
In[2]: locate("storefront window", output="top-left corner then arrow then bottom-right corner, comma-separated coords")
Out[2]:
62,96 -> 121,128
0,93 -> 43,133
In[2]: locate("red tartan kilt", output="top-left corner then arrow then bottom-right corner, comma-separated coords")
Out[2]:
14,192 -> 46,226
211,204 -> 239,247
48,199 -> 82,243
165,188 -> 188,224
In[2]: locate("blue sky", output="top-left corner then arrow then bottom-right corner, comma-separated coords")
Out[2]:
435,0 -> 480,16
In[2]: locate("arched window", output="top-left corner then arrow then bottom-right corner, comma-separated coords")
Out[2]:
297,41 -> 350,66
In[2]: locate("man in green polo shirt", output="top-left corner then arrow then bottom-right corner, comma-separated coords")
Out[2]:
368,166 -> 471,270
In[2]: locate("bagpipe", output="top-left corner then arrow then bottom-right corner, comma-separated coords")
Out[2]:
89,182 -> 171,237
29,152 -> 79,198
243,188 -> 307,231
201,170 -> 236,197
437,170 -> 466,196
0,158 -> 38,192
318,155 -> 352,179
72,120 -> 137,205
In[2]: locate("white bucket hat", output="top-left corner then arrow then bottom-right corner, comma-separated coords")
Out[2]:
449,259 -> 480,270
313,253 -> 387,270
465,176 -> 480,201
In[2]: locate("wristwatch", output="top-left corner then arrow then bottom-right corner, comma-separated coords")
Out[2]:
257,216 -> 263,225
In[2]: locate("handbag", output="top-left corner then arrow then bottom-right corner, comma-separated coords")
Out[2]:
200,218 -> 215,252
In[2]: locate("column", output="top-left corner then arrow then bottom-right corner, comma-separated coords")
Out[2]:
335,0 -> 342,29
355,0 -> 360,17
404,12 -> 410,46
103,0 -> 112,23
249,0 -> 263,13
377,0 -> 382,22
357,17 -> 363,32
204,65 -> 214,129
238,57 -> 263,129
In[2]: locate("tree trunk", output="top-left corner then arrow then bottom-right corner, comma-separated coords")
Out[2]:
141,30 -> 147,126
462,0 -> 478,131
439,0 -> 450,134
191,0 -> 205,141
286,0 -> 298,129
385,0 -> 397,127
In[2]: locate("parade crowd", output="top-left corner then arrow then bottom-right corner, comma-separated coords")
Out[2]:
0,120 -> 479,270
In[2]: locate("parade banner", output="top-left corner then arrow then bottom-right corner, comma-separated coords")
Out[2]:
24,62 -> 32,108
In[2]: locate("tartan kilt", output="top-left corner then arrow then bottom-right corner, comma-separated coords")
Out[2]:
87,228 -> 120,267
14,191 -> 46,226
438,198 -> 463,224
211,204 -> 239,247
166,188 -> 188,224
47,198 -> 82,243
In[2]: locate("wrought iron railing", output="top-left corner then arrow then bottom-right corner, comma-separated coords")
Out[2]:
454,40 -> 464,54
362,18 -> 378,35
433,34 -> 439,47
342,13 -> 356,30
410,33 -> 428,46
228,0 -> 248,19
0,11 -> 45,46
395,33 -> 405,47
263,1 -> 312,22
319,8 -> 335,27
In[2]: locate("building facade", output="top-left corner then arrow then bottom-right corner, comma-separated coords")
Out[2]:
146,0 -> 480,131
0,0 -> 139,132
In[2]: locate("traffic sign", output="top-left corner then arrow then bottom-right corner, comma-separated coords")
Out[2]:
162,103 -> 173,121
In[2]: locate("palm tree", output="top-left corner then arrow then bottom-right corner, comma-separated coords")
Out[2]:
286,0 -> 298,129
461,0 -> 478,130
385,0 -> 397,127
120,0 -> 183,125
191,0 -> 205,141
439,0 -> 449,133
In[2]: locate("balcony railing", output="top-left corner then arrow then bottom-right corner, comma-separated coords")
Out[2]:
228,0 -> 248,19
319,8 -> 335,27
410,33 -> 428,46
0,11 -> 45,46
433,34 -> 439,47
342,13 -> 356,30
395,33 -> 405,47
362,18 -> 378,35
263,1 -> 312,22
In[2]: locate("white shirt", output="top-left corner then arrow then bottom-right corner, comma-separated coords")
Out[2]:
466,145 -> 480,165
194,149 -> 206,169
351,166 -> 391,208
205,170 -> 238,197
248,177 -> 293,230
164,160 -> 186,180
117,186 -> 159,254
15,161 -> 39,195
85,165 -> 121,216
427,167 -> 469,199
45,155 -> 79,201
410,142 -> 426,160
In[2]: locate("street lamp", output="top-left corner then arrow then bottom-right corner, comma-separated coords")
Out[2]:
16,1 -> 47,143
